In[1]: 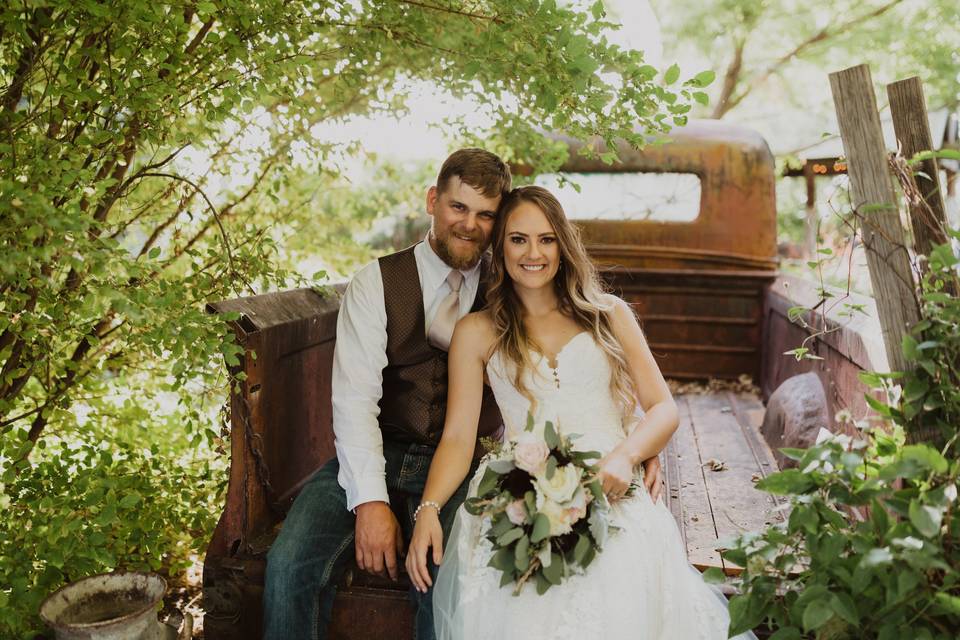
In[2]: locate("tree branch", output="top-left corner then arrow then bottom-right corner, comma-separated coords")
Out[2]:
721,0 -> 904,116
394,0 -> 502,24
711,37 -> 746,119
136,172 -> 254,293
0,8 -> 53,120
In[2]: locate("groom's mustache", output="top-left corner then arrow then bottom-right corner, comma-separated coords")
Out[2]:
449,228 -> 484,243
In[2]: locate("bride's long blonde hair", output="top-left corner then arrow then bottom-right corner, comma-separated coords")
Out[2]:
486,186 -> 637,416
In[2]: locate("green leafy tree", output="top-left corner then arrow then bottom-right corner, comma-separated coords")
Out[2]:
654,0 -> 960,119
1,1 -> 701,635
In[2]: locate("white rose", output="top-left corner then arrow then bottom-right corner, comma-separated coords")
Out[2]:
535,463 -> 583,504
514,432 -> 549,474
505,499 -> 528,526
537,496 -> 575,536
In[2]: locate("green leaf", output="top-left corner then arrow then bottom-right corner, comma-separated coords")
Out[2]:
692,91 -> 709,105
590,0 -> 605,19
545,456 -> 557,479
490,515 -> 514,538
531,513 -> 551,543
830,592 -> 859,625
901,444 -> 948,474
488,547 -> 514,572
756,469 -> 815,495
542,552 -> 563,584
573,534 -> 591,565
536,572 -> 551,595
499,570 -> 514,588
119,492 -> 141,508
902,333 -> 919,360
664,63 -> 680,85
778,447 -> 806,461
693,70 -> 716,86
544,420 -> 559,449
802,598 -> 834,632
933,592 -> 960,615
515,535 -> 530,572
726,594 -> 763,635
477,467 -> 500,496
496,526 -> 524,546
701,567 -> 725,584
908,500 -> 942,537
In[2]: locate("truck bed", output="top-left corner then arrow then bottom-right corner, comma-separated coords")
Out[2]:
664,390 -> 783,573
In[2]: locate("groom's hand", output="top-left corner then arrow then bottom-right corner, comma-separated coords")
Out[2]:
355,501 -> 403,580
642,455 -> 664,502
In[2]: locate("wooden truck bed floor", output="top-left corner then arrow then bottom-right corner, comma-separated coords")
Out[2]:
664,390 -> 784,574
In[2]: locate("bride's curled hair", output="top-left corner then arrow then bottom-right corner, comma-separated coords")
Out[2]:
486,186 -> 638,419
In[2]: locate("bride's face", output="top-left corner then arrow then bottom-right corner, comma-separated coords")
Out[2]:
502,201 -> 561,291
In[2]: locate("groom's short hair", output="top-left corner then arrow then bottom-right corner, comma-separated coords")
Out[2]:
437,148 -> 512,199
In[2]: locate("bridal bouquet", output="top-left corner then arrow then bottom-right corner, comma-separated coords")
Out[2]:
465,414 -> 618,595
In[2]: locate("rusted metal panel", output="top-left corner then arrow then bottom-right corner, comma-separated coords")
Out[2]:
604,267 -> 774,381
558,120 -> 778,273
203,287 -> 351,640
567,121 -> 778,381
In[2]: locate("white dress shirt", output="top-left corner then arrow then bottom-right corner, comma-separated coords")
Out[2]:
332,238 -> 482,511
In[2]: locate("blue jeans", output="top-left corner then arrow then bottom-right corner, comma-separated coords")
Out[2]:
263,441 -> 472,640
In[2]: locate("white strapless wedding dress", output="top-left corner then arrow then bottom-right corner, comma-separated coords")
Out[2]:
433,332 -> 756,640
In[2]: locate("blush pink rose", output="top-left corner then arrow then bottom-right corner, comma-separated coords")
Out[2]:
564,487 -> 589,523
513,432 -> 549,474
505,499 -> 528,526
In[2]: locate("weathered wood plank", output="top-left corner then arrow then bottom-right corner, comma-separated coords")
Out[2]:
686,393 -> 781,574
729,393 -> 780,484
829,64 -> 920,373
667,395 -> 723,570
887,76 -> 949,260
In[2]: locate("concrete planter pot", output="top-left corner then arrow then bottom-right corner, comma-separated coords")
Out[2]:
39,571 -> 191,640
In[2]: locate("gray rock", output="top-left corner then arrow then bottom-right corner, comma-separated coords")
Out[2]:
761,373 -> 829,468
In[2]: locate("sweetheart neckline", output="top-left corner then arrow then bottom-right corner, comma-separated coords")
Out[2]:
485,331 -> 592,372
535,330 -> 590,370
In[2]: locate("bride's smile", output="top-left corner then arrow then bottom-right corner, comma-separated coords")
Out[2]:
503,200 -> 561,291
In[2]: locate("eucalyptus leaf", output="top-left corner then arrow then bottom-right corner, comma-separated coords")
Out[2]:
531,513 -> 551,544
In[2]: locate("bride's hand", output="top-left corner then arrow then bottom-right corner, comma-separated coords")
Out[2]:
406,508 -> 444,593
598,450 -> 634,501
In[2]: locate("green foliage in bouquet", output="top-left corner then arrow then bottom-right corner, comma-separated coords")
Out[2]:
464,415 -> 612,595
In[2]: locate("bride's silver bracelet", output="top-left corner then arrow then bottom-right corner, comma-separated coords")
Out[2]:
414,500 -> 441,521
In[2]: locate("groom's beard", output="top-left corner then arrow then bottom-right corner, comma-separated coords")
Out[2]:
432,227 -> 486,270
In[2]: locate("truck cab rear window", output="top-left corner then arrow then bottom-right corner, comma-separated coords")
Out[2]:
533,172 -> 702,222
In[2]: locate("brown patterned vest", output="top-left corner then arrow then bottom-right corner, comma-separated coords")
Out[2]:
377,244 -> 502,446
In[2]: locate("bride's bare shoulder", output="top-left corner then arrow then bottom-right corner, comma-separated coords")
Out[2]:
455,310 -> 496,339
452,310 -> 497,355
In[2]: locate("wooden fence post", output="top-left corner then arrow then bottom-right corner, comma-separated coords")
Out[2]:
887,77 -> 949,260
829,64 -> 920,374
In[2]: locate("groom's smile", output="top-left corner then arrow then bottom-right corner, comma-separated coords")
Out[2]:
426,176 -> 501,270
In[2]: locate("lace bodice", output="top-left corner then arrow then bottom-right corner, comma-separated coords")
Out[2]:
485,331 -> 629,455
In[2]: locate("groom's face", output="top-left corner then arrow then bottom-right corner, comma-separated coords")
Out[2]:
426,176 -> 501,270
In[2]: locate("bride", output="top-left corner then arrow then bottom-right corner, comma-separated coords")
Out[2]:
405,186 -> 755,639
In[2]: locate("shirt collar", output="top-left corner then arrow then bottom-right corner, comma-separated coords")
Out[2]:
416,234 -> 481,294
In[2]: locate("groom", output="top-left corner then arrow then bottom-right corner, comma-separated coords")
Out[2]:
263,148 -> 664,640
263,148 -> 512,640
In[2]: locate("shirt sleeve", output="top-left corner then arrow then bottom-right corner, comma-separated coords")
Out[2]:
332,261 -> 391,511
